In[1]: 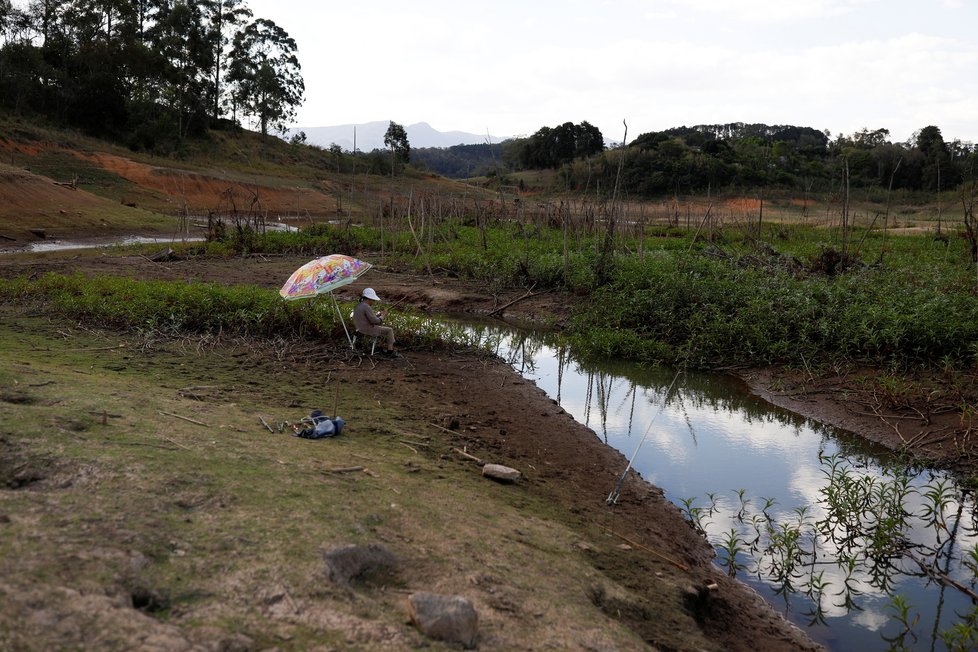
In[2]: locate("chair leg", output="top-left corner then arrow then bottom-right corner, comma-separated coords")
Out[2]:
353,333 -> 380,355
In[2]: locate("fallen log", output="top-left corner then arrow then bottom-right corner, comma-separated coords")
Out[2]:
487,285 -> 542,317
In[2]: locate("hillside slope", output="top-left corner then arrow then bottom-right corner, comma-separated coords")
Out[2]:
0,119 -> 498,247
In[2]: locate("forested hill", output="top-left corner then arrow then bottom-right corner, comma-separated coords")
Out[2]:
441,119 -> 976,197
412,142 -> 514,179
410,119 -> 976,201
598,122 -> 973,196
0,1 -> 304,155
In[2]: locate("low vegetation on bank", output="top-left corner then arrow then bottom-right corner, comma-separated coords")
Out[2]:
157,217 -> 978,374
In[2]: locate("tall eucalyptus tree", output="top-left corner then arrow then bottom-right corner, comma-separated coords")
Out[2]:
145,0 -> 214,138
202,0 -> 251,122
226,17 -> 303,135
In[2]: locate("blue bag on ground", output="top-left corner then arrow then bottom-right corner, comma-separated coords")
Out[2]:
295,410 -> 345,439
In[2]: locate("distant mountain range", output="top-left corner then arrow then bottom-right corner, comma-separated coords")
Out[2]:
287,121 -> 511,152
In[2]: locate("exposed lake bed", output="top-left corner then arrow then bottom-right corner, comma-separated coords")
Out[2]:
2,248 -> 976,650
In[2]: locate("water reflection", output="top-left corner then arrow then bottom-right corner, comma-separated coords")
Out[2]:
453,318 -> 978,652
0,234 -> 204,254
0,221 -> 297,255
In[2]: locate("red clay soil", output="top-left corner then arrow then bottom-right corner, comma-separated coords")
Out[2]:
0,166 -> 127,239
78,150 -> 343,218
0,142 -> 341,241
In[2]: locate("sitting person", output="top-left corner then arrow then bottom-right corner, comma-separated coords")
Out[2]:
352,287 -> 400,357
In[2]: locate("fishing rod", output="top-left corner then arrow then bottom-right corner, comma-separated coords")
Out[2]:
606,368 -> 682,506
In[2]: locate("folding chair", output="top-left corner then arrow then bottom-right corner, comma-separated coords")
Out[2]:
348,308 -> 379,355
351,332 -> 379,355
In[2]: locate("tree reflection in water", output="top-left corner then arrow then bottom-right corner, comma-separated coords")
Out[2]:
441,317 -> 978,651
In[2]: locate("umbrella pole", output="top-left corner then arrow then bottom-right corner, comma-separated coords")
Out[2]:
331,293 -> 354,349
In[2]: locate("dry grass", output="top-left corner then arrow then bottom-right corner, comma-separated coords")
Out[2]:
0,314 -> 668,650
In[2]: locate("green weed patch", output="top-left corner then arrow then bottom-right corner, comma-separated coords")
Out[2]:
0,273 -> 482,354
76,216 -> 978,373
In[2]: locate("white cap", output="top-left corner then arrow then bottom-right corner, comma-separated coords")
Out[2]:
362,287 -> 380,301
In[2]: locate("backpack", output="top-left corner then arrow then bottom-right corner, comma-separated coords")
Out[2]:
294,410 -> 345,439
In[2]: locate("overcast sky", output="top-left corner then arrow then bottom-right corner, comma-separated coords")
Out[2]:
245,0 -> 978,145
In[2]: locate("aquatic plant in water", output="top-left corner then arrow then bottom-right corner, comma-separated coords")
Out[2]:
683,452 -> 978,648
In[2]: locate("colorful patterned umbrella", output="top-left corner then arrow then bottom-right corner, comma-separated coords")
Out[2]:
279,254 -> 372,301
280,254 -> 372,347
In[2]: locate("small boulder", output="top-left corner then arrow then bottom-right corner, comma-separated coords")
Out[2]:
406,592 -> 478,649
323,542 -> 398,585
482,463 -> 521,483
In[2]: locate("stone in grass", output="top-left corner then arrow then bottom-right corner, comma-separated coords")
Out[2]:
406,592 -> 478,649
482,463 -> 521,483
323,542 -> 399,585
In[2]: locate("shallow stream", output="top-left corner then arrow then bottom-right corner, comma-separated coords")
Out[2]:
454,318 -> 978,652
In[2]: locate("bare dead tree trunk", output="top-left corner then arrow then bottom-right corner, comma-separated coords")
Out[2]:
562,201 -> 569,285
961,178 -> 978,275
841,158 -> 851,255
878,157 -> 902,266
596,120 -> 627,285
639,204 -> 646,262
756,193 -> 763,242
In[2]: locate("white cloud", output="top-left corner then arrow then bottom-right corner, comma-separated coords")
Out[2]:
248,0 -> 978,150
665,0 -> 874,22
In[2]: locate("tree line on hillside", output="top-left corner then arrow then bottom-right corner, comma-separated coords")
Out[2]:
411,121 -> 604,179
584,123 -> 976,196
0,0 -> 303,152
414,120 -> 978,198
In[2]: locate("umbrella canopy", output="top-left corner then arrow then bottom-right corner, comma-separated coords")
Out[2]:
280,254 -> 372,349
279,254 -> 372,301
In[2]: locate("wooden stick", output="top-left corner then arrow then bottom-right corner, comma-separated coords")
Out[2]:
326,466 -> 365,473
428,422 -> 460,436
909,554 -> 978,602
599,526 -> 690,572
32,344 -> 127,353
399,442 -> 419,454
159,410 -> 208,427
258,415 -> 274,433
160,434 -> 192,450
399,439 -> 429,448
86,410 -> 123,419
453,447 -> 484,464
